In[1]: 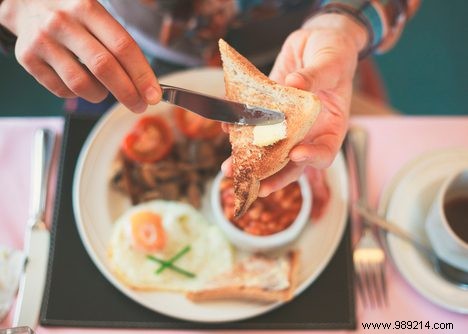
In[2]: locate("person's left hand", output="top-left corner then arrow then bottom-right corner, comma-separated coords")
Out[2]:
222,13 -> 368,197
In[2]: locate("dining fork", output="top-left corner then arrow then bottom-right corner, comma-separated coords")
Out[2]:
347,126 -> 387,308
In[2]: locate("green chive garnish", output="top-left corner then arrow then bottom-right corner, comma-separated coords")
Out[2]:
156,245 -> 191,274
146,245 -> 195,278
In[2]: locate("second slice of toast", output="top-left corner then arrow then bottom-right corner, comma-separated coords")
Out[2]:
186,251 -> 299,303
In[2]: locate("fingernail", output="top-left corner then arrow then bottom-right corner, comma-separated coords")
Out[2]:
221,161 -> 228,173
145,86 -> 161,104
291,154 -> 307,162
134,101 -> 147,113
258,187 -> 271,198
221,160 -> 232,177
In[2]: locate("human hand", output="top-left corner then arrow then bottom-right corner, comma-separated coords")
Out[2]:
0,0 -> 161,113
259,13 -> 368,196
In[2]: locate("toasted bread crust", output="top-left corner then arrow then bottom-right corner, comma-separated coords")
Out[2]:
186,251 -> 299,303
219,39 -> 321,217
186,286 -> 291,303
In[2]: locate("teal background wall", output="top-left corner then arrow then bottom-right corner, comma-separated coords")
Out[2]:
0,0 -> 467,116
375,0 -> 468,115
0,53 -> 65,116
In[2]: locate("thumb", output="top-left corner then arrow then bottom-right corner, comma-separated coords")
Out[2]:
285,62 -> 339,92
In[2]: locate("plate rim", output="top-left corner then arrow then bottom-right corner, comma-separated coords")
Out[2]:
378,148 -> 468,314
72,67 -> 350,323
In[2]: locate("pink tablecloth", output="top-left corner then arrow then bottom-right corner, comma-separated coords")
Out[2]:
1,116 -> 468,334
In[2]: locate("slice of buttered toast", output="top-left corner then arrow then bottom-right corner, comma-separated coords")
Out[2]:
219,39 -> 321,217
186,251 -> 299,303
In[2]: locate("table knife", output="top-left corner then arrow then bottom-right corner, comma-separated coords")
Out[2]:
13,129 -> 55,328
160,84 -> 285,126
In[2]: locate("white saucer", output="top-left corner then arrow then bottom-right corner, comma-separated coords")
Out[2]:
378,148 -> 468,314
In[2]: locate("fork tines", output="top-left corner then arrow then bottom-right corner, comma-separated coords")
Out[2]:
354,229 -> 388,308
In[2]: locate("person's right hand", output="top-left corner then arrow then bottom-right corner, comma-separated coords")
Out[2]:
0,0 -> 161,113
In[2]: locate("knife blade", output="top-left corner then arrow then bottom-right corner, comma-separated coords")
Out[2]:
13,129 -> 55,328
160,84 -> 285,126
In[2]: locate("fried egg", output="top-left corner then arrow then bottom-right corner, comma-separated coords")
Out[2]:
108,200 -> 234,292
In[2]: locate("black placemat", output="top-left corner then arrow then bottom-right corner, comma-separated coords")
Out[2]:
40,113 -> 356,330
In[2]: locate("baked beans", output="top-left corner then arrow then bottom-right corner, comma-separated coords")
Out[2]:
220,178 -> 303,236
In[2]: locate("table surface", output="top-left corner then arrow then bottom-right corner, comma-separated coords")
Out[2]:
1,115 -> 468,334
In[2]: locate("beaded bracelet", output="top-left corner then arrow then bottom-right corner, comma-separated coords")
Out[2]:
316,0 -> 409,58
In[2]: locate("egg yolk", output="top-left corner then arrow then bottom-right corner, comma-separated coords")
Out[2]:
131,212 -> 166,252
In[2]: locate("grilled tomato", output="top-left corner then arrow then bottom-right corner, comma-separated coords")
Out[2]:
122,116 -> 173,163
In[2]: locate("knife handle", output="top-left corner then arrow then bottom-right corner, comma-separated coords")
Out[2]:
346,126 -> 369,203
12,229 -> 50,328
29,129 -> 55,226
346,126 -> 369,233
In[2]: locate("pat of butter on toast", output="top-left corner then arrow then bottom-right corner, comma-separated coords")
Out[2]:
253,120 -> 287,147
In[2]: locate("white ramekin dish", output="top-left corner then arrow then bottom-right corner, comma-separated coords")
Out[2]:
210,172 -> 312,253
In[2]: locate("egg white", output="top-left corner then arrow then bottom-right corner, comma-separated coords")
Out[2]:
108,200 -> 234,292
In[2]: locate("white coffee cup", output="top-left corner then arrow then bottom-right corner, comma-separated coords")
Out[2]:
425,169 -> 468,272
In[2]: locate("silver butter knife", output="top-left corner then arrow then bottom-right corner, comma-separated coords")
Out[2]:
160,84 -> 285,126
13,129 -> 55,328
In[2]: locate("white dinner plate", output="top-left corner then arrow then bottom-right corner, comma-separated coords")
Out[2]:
378,148 -> 468,314
73,68 -> 349,322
